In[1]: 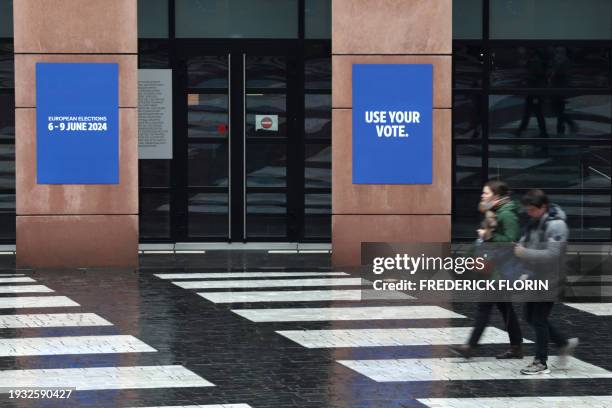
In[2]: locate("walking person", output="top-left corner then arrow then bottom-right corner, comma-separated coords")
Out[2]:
514,189 -> 579,375
450,180 -> 524,359
515,49 -> 549,137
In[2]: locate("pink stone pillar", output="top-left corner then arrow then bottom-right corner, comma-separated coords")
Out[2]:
331,0 -> 453,266
14,0 -> 139,268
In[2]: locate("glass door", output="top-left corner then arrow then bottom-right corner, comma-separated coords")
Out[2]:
185,54 -> 231,239
180,47 -> 298,242
244,54 -> 292,240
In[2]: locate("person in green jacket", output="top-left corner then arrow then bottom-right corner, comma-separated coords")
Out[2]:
450,180 -> 524,359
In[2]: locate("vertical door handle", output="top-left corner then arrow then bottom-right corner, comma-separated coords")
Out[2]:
228,53 -> 232,240
243,53 -> 247,241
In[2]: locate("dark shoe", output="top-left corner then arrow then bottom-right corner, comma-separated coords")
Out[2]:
449,344 -> 475,359
496,346 -> 524,359
521,359 -> 550,375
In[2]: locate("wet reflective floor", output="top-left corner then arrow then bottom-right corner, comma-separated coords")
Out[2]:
0,252 -> 610,407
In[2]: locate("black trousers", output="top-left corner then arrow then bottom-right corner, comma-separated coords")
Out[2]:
468,302 -> 523,347
525,302 -> 568,363
518,95 -> 548,136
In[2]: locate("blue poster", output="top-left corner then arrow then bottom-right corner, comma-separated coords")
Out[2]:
352,64 -> 432,184
36,62 -> 119,184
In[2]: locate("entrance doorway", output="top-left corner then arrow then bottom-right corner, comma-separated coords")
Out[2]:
177,44 -> 300,242
138,40 -> 331,244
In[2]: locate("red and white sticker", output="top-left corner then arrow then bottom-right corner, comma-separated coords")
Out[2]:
255,114 -> 278,131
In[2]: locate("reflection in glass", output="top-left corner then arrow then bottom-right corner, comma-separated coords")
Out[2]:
491,47 -> 610,88
138,42 -> 170,69
0,145 -> 13,189
305,144 -> 330,188
453,46 -> 484,89
305,94 -> 331,139
305,58 -> 331,90
246,193 -> 286,237
188,56 -> 228,88
176,0 -> 298,39
0,194 -> 15,240
455,145 -> 482,187
140,160 -> 171,188
140,193 -> 170,238
0,52 -> 13,88
548,194 -> 610,240
246,143 -> 286,187
304,193 -> 331,238
488,145 -> 611,189
0,193 -> 14,212
490,0 -> 612,40
452,191 -> 481,240
188,94 -> 229,139
188,193 -> 229,238
0,94 -> 14,139
453,94 -> 482,139
489,95 -> 612,139
188,143 -> 229,187
246,56 -> 286,89
246,94 -> 286,138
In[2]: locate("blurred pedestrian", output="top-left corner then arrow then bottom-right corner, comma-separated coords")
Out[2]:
514,189 -> 579,375
450,180 -> 524,359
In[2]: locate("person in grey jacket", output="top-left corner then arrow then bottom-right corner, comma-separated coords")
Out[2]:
514,189 -> 578,375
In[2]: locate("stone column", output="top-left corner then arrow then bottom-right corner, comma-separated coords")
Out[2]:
331,0 -> 452,266
14,0 -> 138,268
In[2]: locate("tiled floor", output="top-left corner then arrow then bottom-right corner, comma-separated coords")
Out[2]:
564,303 -> 612,316
0,295 -> 79,309
0,335 -> 156,356
0,284 -> 54,293
0,277 -> 36,283
566,286 -> 612,297
566,275 -> 612,283
337,356 -> 612,382
0,251 -> 609,407
0,313 -> 113,328
418,396 -> 612,408
155,272 -> 348,280
232,305 -> 466,322
129,405 -> 253,408
0,270 -> 217,407
276,327 -> 532,348
0,365 -> 213,390
199,289 -> 413,303
174,277 -> 364,289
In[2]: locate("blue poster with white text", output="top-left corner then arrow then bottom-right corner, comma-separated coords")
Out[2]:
352,64 -> 432,184
36,62 -> 119,184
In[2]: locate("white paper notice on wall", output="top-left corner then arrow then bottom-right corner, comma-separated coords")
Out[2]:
255,114 -> 278,131
138,69 -> 173,159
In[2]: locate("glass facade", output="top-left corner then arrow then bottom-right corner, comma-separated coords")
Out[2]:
175,0 -> 299,39
0,0 -> 14,242
305,0 -> 332,39
0,0 -> 609,244
490,0 -> 612,40
452,0 -> 612,241
138,0 -> 331,243
137,0 -> 168,39
0,0 -> 12,39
